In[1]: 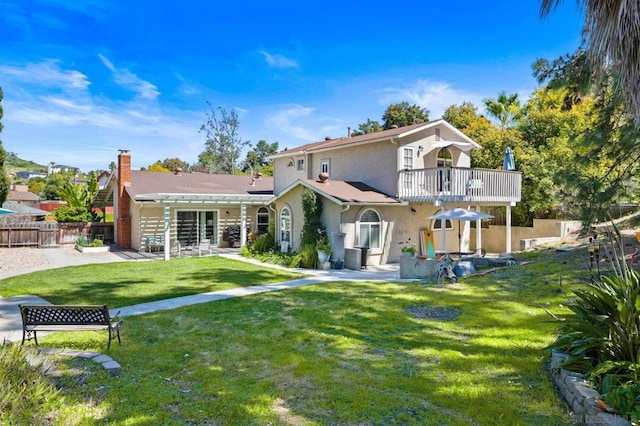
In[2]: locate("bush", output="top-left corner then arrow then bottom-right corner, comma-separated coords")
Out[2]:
295,243 -> 318,269
53,205 -> 96,223
0,343 -> 59,423
250,232 -> 275,254
546,229 -> 640,421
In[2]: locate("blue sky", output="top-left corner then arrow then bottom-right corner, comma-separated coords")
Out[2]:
0,0 -> 584,172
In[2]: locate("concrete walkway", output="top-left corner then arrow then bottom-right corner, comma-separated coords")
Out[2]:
0,248 -> 403,343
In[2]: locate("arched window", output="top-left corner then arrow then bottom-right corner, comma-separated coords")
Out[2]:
257,207 -> 269,234
280,207 -> 291,243
436,148 -> 453,167
358,209 -> 381,249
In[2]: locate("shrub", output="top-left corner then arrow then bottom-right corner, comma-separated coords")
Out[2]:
53,205 -> 97,223
250,232 -> 275,254
296,243 -> 318,269
546,229 -> 640,421
0,343 -> 59,424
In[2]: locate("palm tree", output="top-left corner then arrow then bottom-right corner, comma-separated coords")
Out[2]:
540,0 -> 640,127
483,91 -> 520,129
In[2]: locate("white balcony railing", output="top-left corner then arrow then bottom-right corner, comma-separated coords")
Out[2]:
398,167 -> 521,203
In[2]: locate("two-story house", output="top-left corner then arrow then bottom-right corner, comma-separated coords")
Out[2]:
270,119 -> 521,266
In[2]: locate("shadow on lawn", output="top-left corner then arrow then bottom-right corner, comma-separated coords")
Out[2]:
41,267 -> 299,308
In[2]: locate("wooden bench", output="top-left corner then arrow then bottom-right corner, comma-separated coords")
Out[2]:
19,304 -> 122,351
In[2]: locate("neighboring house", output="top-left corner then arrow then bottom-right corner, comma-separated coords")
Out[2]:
48,163 -> 78,175
7,184 -> 41,208
16,170 -> 47,180
269,119 -> 522,266
93,150 -> 273,259
1,201 -> 50,218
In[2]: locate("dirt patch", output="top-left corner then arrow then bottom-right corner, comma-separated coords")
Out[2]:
0,248 -> 50,271
405,305 -> 462,321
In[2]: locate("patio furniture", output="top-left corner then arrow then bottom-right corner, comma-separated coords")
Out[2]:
19,304 -> 122,351
197,239 -> 212,256
147,235 -> 165,252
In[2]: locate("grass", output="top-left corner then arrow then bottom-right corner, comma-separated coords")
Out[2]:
0,256 -> 303,308
9,246 -> 597,425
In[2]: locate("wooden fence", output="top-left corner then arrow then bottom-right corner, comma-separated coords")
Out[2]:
0,222 -> 114,248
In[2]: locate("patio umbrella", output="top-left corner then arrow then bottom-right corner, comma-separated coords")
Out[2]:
503,147 -> 516,171
428,208 -> 494,253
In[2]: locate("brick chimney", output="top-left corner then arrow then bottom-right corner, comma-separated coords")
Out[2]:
116,149 -> 132,249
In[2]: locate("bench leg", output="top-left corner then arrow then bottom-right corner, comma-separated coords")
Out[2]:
22,329 -> 38,346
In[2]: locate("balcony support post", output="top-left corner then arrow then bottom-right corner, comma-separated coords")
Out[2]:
506,204 -> 512,253
475,206 -> 482,252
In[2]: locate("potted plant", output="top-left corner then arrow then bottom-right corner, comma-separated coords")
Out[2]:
401,239 -> 416,257
316,229 -> 332,263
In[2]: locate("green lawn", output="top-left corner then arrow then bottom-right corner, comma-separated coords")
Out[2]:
15,247 -> 591,425
0,256 -> 303,308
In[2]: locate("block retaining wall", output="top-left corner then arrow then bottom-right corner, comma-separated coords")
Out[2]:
551,351 -> 630,425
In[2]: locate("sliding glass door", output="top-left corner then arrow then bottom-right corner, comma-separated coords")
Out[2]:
176,210 -> 218,247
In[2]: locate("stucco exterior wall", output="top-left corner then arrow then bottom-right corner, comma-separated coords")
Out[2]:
471,219 -> 582,253
274,154 -> 309,194
311,142 -> 400,196
274,186 -> 305,253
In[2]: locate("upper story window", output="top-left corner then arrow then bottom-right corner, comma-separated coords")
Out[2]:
435,128 -> 441,141
358,209 -> 381,249
287,160 -> 294,168
320,160 -> 330,174
403,148 -> 414,170
297,159 -> 305,171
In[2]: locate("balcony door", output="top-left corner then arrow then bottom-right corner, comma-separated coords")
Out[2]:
437,148 -> 453,192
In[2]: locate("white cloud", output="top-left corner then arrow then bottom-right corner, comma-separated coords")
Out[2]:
0,60 -> 90,90
98,54 -> 160,100
379,79 -> 487,118
263,104 -> 345,145
260,51 -> 299,69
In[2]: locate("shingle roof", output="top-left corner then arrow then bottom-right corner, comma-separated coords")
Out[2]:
2,202 -> 49,216
272,121 -> 438,157
7,190 -> 41,202
300,179 -> 403,205
125,171 -> 274,198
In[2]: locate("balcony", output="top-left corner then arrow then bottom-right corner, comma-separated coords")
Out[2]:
398,167 -> 521,204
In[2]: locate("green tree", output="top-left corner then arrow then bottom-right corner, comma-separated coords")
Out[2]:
146,162 -> 171,172
155,158 -> 190,173
483,92 -> 521,129
0,87 -> 10,204
56,171 -> 98,214
540,0 -> 640,126
350,119 -> 383,136
198,104 -> 249,174
534,49 -> 640,225
382,102 -> 429,129
28,177 -> 46,196
243,140 -> 278,175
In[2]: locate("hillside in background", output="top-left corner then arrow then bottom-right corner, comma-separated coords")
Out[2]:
5,153 -> 47,174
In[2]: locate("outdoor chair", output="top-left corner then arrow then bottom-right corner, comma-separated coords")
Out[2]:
170,239 -> 182,258
197,239 -> 212,256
